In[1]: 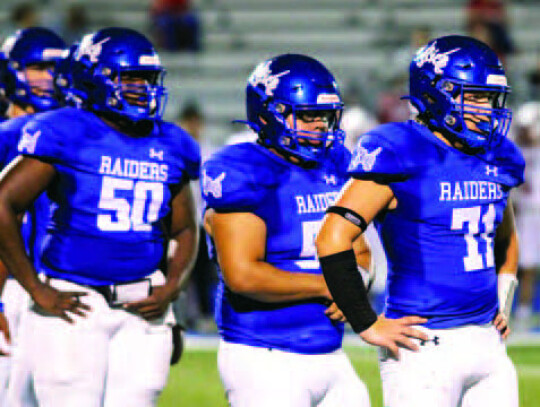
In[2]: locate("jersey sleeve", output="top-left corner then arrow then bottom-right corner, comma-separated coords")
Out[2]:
0,126 -> 17,169
18,116 -> 64,163
179,132 -> 201,181
327,144 -> 352,183
495,139 -> 526,188
162,121 -> 201,182
201,155 -> 263,213
347,130 -> 409,182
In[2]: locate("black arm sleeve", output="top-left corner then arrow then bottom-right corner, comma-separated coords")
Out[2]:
319,249 -> 378,333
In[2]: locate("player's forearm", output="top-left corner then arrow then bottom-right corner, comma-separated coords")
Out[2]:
223,261 -> 329,303
0,261 -> 8,295
496,230 -> 518,276
0,202 -> 40,294
166,224 -> 199,296
495,200 -> 518,275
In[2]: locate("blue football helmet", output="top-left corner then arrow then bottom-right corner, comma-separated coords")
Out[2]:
72,27 -> 167,121
244,54 -> 344,165
54,42 -> 84,107
407,35 -> 511,150
0,27 -> 66,111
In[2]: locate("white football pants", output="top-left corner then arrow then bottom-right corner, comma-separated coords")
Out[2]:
0,278 -> 37,407
20,276 -> 173,407
218,340 -> 370,407
379,324 -> 518,407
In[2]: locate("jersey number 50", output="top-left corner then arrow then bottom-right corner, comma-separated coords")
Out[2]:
97,176 -> 164,232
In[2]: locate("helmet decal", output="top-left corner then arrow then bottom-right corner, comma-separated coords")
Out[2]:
77,36 -> 110,63
414,42 -> 460,75
248,61 -> 290,97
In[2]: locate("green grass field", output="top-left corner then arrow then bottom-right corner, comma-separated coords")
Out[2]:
159,345 -> 540,407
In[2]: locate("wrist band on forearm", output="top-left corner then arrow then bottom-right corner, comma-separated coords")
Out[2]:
320,249 -> 377,333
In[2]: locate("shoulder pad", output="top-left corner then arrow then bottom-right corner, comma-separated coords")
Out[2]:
483,137 -> 525,188
348,121 -> 442,182
201,143 -> 283,212
18,110 -> 67,162
159,121 -> 201,181
324,144 -> 352,181
0,115 -> 32,168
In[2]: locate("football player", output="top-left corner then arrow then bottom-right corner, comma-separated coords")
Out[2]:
316,35 -> 523,407
202,54 -> 377,406
0,27 -> 200,407
0,27 -> 67,407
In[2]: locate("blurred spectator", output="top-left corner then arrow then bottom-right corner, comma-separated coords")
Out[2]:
375,75 -> 411,124
376,27 -> 430,125
388,26 -> 432,80
10,3 -> 39,29
341,105 -> 378,151
150,0 -> 201,52
177,103 -> 218,331
58,5 -> 89,44
466,0 -> 514,64
512,101 -> 540,331
527,52 -> 540,100
0,3 -> 40,42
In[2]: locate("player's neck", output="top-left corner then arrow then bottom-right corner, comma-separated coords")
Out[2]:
97,111 -> 154,137
7,103 -> 33,119
432,129 -> 467,151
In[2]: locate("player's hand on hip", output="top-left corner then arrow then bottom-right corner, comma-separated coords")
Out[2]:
31,282 -> 90,323
324,301 -> 347,322
0,312 -> 11,356
124,284 -> 174,320
359,314 -> 428,359
493,312 -> 510,340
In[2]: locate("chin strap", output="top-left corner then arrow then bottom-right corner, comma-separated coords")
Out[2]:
498,273 -> 518,321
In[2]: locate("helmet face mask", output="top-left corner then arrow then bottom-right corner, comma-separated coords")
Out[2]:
73,28 -> 167,122
407,35 -> 512,150
244,54 -> 344,165
0,27 -> 66,112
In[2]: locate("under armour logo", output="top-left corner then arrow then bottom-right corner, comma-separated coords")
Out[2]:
419,336 -> 440,346
485,165 -> 498,176
323,175 -> 337,185
18,128 -> 41,154
202,170 -> 226,199
350,146 -> 382,172
149,148 -> 163,161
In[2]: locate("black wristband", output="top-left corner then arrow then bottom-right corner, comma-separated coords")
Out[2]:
319,249 -> 377,333
326,206 -> 368,232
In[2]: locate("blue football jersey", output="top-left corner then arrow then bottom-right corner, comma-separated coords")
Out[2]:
0,114 -> 50,270
202,142 -> 351,354
19,107 -> 200,285
348,120 -> 525,328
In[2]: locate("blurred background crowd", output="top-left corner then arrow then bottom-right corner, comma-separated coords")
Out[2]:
1,0 -> 540,334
